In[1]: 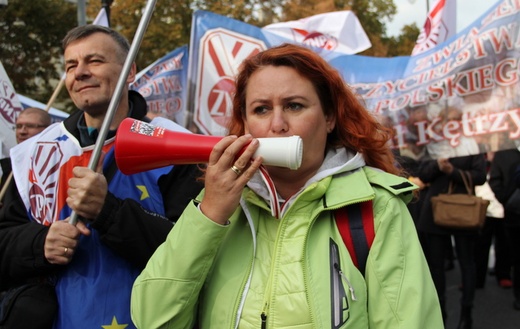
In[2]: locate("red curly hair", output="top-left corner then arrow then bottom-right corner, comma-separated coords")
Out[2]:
228,43 -> 400,175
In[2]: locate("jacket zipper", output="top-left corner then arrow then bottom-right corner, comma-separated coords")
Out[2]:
334,262 -> 357,301
255,197 -> 371,328
261,312 -> 267,329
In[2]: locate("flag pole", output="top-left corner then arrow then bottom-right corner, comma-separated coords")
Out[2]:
101,0 -> 113,26
44,74 -> 66,113
0,172 -> 12,202
69,0 -> 157,225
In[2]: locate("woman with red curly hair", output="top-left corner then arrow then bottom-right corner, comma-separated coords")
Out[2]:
132,43 -> 443,329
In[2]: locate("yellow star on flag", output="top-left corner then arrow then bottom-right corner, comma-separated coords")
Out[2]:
102,316 -> 128,329
136,185 -> 150,200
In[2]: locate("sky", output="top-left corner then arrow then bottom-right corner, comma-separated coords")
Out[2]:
385,0 -> 500,37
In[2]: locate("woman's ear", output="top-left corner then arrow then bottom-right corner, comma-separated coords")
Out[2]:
326,115 -> 336,133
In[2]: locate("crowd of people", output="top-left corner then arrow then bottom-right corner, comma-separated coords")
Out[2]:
0,24 -> 518,329
401,139 -> 519,329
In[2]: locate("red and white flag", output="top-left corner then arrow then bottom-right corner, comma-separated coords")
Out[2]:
262,11 -> 371,55
412,0 -> 456,55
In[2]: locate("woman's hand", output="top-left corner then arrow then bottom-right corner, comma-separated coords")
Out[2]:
200,134 -> 263,225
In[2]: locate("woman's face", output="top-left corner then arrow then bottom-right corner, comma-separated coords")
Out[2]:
243,65 -> 335,175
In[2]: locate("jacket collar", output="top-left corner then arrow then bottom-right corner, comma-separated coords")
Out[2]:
63,90 -> 148,147
245,148 -> 367,218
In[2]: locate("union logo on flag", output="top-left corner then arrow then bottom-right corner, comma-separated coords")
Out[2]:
29,141 -> 63,225
412,0 -> 456,55
297,29 -> 339,52
193,28 -> 266,135
262,11 -> 371,56
0,80 -> 21,125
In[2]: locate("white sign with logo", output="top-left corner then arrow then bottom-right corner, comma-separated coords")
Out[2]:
0,61 -> 22,158
193,28 -> 266,136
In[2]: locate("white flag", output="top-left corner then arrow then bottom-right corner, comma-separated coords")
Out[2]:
93,7 -> 109,27
262,11 -> 371,55
411,0 -> 456,55
0,61 -> 23,159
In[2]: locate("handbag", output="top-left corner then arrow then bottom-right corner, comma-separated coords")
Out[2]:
431,171 -> 489,229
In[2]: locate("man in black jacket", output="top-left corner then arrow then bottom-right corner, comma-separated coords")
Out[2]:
0,25 -> 203,328
489,146 -> 520,311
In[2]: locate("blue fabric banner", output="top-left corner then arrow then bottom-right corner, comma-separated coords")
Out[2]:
131,45 -> 189,127
188,0 -> 520,160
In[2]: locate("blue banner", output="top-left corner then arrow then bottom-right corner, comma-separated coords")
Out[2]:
188,0 -> 520,160
334,0 -> 519,160
131,45 -> 189,127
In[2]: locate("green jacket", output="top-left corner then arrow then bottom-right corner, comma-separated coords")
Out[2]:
131,150 -> 443,329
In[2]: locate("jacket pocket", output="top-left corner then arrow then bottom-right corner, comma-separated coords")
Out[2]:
330,239 -> 356,329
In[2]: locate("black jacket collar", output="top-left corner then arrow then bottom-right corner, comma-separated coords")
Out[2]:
63,90 -> 148,147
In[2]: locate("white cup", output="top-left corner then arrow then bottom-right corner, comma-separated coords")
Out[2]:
254,136 -> 303,170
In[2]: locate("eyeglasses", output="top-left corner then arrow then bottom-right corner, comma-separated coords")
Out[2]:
13,123 -> 48,130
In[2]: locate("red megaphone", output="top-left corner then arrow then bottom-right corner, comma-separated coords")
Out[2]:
115,118 -> 303,175
115,118 -> 223,175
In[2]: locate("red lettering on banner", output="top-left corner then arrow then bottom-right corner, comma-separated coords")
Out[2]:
412,28 -> 480,73
476,65 -> 495,90
482,0 -> 520,27
427,82 -> 444,102
495,58 -> 518,85
394,109 -> 520,154
489,24 -> 516,53
148,97 -> 183,118
161,76 -> 182,93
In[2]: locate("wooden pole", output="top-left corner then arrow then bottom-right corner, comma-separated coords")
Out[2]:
44,76 -> 65,113
0,171 -> 12,202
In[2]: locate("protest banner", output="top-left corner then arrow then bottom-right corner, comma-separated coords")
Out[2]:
332,0 -> 519,159
187,0 -> 519,161
131,45 -> 189,126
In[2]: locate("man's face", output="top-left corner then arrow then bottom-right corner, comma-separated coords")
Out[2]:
15,112 -> 48,143
63,32 -> 132,119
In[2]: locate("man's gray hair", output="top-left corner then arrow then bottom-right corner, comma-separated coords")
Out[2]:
62,25 -> 130,58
